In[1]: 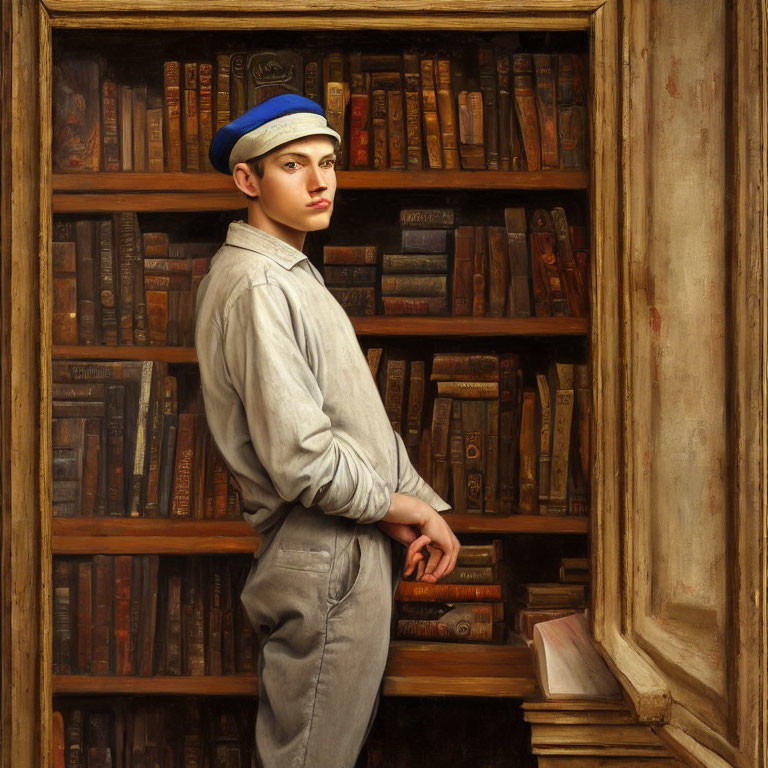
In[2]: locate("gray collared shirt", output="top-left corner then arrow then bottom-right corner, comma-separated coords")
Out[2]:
195,221 -> 450,535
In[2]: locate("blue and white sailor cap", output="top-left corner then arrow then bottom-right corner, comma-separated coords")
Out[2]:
209,93 -> 341,175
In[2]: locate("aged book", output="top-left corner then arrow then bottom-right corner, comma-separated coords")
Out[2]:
163,61 -> 182,172
381,275 -> 447,297
328,286 -> 375,316
348,54 -> 371,170
560,557 -> 590,583
182,63 -> 199,172
229,53 -> 248,118
381,296 -> 448,315
323,245 -> 378,265
504,207 -> 532,317
52,240 -> 78,345
247,50 -> 303,107
570,363 -> 591,516
499,353 -> 522,515
530,208 -> 569,317
533,54 -> 558,168
456,540 -> 503,566
383,358 -> 407,435
53,59 -> 101,172
497,52 -> 512,170
436,381 -> 499,399
430,397 -> 452,500
520,583 -> 586,608
405,361 -> 425,465
119,85 -> 133,170
457,90 -> 485,169
435,59 -> 460,169
396,602 -> 504,643
382,254 -> 448,274
487,226 -> 508,318
512,53 -> 541,171
132,85 -> 148,171
400,208 -> 455,228
216,53 -> 231,130
403,53 -> 423,170
556,53 -> 587,170
448,399 -> 466,514
452,225 -> 474,316
536,372 -> 553,504
431,353 -> 500,382
420,58 -> 443,169
462,400 -> 485,514
198,62 -> 214,171
323,265 -> 376,285
551,206 -> 588,317
518,389 -> 538,513
517,607 -> 580,643
146,94 -> 165,173
401,228 -> 448,254
472,225 -> 487,316
395,581 -> 502,602
533,612 -> 621,699
371,88 -> 387,169
478,48 -> 498,170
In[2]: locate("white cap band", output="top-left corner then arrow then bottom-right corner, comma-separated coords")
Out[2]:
228,112 -> 341,171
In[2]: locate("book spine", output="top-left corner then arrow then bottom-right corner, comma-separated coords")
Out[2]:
478,48 -> 498,170
182,63 -> 199,172
106,384 -> 125,517
462,400 -> 485,514
53,560 -> 73,673
435,59 -> 459,169
545,388 -> 574,516
146,98 -> 165,173
504,207 -> 532,318
395,582 -> 502,601
498,354 -> 520,515
119,85 -> 133,171
77,561 -> 92,672
127,361 -> 154,518
92,555 -> 113,674
381,275 -> 447,297
323,265 -> 376,285
448,399 -> 466,514
533,54 -> 558,169
436,381 -> 499,399
349,91 -> 371,170
496,53 -> 512,171
229,53 -> 248,118
198,62 -> 214,171
216,54 -> 231,131
116,212 -> 135,345
512,54 -> 541,171
137,555 -> 159,675
430,397 -> 452,499
101,79 -> 120,171
387,89 -> 405,170
371,89 -> 387,170
536,373 -> 552,504
530,208 -> 569,317
405,361 -> 425,466
487,225 -> 508,318
382,253 -> 448,273
163,61 -> 182,172
403,53 -> 423,170
551,206 -> 588,317
171,412 -> 195,518
132,85 -> 148,172
420,58 -> 443,169
472,225 -> 487,317
485,398 -> 500,514
52,241 -> 78,345
452,226 -> 474,316
399,208 -> 455,228
381,296 -> 448,315
81,417 -> 101,517
114,554 -> 133,674
431,353 -> 500,382
383,359 -> 407,435
401,228 -> 448,254
323,245 -> 378,265
328,286 -> 376,316
518,389 -> 538,513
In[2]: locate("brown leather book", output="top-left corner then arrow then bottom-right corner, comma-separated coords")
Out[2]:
371,89 -> 387,169
144,273 -> 191,291
387,89 -> 406,169
570,224 -> 590,296
487,225 -> 508,318
221,561 -> 236,673
435,59 -> 459,169
518,389 -> 538,513
163,61 -> 182,172
381,275 -> 447,297
381,296 -> 448,315
395,581 -> 502,602
119,84 -> 133,171
456,540 -> 503,566
472,225 -> 487,316
420,58 -> 443,169
324,265 -> 376,285
382,254 -> 448,274
323,245 -> 377,265
431,352 -> 500,382
457,90 -> 486,169
400,208 -> 454,228
536,372 -> 552,505
324,52 -> 347,168
485,398 -> 500,514
157,375 -> 178,518
127,361 -> 154,518
497,52 -> 512,170
114,554 -> 133,675
448,400 -> 466,513
211,447 -> 230,519
569,363 -> 590,516
198,63 -> 214,171
530,208 -> 569,317
101,79 -> 120,171
545,364 -> 575,516
132,215 -> 147,345
349,55 -> 371,170
146,291 -> 168,346
478,48 -> 499,170
520,582 -> 585,608
499,353 -> 522,515
405,360 -> 425,465
207,561 -> 223,675
92,554 -> 114,674
52,240 -> 78,345
396,602 -> 502,643
504,207 -> 532,317
86,712 -> 112,768
77,561 -> 92,672
53,59 -> 101,172
114,212 -> 135,345
517,607 -> 579,642
170,412 -> 195,518
216,54 -> 231,131
227,53 -> 247,120
366,347 -> 383,381
328,286 -> 375,316
247,50 -> 303,107
137,555 -> 159,675
303,56 -> 322,104
97,220 -> 119,346
452,225 -> 473,316
51,711 -> 67,766
512,54 -> 541,171
165,571 -> 183,675
81,417 -> 101,517
436,381 -> 499,399
430,397 -> 452,499
53,560 -> 73,673
533,54 -> 558,169
401,228 -> 448,254
560,556 -> 589,583
132,85 -> 148,171
183,559 -> 206,675
146,94 -> 165,173
462,400 -> 485,514
192,414 -> 208,520
106,384 -> 125,517
403,53 -> 423,170
383,358 -> 407,435
551,206 -> 588,317
182,63 -> 199,172
556,53 -> 586,170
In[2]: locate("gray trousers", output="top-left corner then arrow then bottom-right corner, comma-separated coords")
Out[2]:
240,505 -> 395,768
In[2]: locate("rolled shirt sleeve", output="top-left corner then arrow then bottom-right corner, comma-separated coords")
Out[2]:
223,283 -> 392,524
392,431 -> 452,513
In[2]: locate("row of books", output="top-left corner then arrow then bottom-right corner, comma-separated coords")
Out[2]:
367,351 -> 590,516
516,579 -> 588,644
324,206 -> 589,318
52,217 -> 217,347
53,555 -> 257,677
52,700 -> 257,768
394,540 -> 506,644
53,47 -> 587,173
52,361 -> 241,519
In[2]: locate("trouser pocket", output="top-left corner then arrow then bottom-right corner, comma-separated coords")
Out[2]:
327,527 -> 361,607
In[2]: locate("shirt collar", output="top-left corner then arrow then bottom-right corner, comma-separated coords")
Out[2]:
224,221 -> 308,270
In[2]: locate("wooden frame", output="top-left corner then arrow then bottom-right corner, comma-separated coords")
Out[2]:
3,1 -> 765,766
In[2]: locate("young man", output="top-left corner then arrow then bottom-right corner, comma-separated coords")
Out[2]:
196,94 -> 460,768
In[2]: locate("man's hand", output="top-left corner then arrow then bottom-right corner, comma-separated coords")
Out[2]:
376,521 -> 431,579
379,493 -> 460,583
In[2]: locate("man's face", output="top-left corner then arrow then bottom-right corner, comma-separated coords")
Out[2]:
253,135 -> 337,235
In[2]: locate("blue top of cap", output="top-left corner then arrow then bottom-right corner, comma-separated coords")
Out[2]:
209,93 -> 327,174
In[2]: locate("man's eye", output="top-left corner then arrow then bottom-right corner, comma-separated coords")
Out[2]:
321,159 -> 336,169
284,161 -> 300,169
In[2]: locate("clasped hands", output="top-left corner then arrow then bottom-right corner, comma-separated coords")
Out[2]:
377,492 -> 460,583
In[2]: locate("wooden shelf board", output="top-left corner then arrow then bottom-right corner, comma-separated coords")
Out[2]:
53,641 -> 536,698
53,170 -> 588,193
52,345 -> 199,362
51,514 -> 587,553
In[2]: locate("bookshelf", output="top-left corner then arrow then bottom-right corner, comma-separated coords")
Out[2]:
45,12 -> 593,768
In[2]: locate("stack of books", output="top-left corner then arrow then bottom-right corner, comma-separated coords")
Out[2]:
515,581 -> 587,645
395,540 -> 506,643
322,245 -> 378,316
52,699 -> 258,768
52,361 -> 241,520
53,555 -> 258,676
52,217 -> 216,347
381,208 -> 453,316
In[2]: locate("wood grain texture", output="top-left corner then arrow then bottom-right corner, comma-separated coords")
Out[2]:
0,2 -> 44,768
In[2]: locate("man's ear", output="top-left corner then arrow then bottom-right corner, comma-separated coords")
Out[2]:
232,162 -> 259,199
